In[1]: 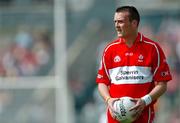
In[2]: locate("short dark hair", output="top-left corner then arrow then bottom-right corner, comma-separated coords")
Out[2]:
116,6 -> 140,26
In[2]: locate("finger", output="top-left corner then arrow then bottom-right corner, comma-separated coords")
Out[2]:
131,111 -> 137,118
130,98 -> 138,102
109,98 -> 120,109
132,108 -> 143,118
109,103 -> 114,110
131,110 -> 141,119
131,111 -> 138,120
114,98 -> 121,101
129,104 -> 139,111
135,112 -> 141,119
109,108 -> 116,119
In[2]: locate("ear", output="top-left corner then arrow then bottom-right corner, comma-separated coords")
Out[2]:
132,20 -> 138,27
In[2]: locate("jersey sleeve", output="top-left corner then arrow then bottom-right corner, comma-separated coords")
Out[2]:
152,43 -> 172,82
96,51 -> 111,85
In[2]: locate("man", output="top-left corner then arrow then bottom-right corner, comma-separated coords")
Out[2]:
96,6 -> 172,123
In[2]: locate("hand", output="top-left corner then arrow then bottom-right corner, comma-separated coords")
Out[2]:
107,98 -> 120,119
129,98 -> 146,121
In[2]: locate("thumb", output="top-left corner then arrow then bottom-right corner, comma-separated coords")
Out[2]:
130,98 -> 138,103
108,98 -> 120,110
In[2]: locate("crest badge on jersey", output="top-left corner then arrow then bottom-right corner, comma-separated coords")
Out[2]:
97,74 -> 103,79
161,71 -> 169,77
114,55 -> 121,63
138,54 -> 144,62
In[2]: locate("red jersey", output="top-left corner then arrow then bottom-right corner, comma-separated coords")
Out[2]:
96,33 -> 172,123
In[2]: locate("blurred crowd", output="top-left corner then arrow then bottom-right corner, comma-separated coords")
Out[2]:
0,27 -> 54,77
0,1 -> 55,122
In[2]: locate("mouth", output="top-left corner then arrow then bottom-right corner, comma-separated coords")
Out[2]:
116,29 -> 124,37
116,28 -> 121,32
116,30 -> 122,34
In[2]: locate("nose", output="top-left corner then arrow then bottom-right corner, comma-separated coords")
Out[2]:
115,22 -> 119,27
115,22 -> 120,28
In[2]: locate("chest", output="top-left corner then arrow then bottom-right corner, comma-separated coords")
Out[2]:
108,44 -> 153,68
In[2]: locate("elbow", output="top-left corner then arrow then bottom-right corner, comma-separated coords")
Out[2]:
98,83 -> 107,90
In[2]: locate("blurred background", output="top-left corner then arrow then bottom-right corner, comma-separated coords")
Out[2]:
0,0 -> 179,123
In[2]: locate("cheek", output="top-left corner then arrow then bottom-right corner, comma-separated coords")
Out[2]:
124,24 -> 131,30
118,24 -> 125,29
121,25 -> 128,30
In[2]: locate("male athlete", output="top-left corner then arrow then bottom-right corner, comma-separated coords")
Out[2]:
96,6 -> 172,123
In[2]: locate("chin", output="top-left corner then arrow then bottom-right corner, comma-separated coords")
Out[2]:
117,32 -> 124,37
118,34 -> 123,38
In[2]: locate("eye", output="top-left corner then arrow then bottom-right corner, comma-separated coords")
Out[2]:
114,20 -> 124,24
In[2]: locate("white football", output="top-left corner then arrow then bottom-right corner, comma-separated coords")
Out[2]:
113,97 -> 136,123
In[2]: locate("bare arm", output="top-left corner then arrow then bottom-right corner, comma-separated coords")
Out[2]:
149,81 -> 167,102
130,81 -> 167,120
98,83 -> 119,119
98,83 -> 110,102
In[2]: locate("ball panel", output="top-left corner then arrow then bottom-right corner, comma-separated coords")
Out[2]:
113,97 -> 136,122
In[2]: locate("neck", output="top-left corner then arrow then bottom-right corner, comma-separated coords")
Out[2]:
124,32 -> 138,47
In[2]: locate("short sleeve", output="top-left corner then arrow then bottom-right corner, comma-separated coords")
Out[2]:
152,43 -> 172,82
96,52 -> 111,85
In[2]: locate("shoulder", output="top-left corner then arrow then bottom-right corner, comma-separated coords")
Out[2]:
142,34 -> 161,49
104,39 -> 120,53
141,34 -> 165,57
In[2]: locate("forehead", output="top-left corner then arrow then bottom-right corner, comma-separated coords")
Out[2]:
114,11 -> 130,20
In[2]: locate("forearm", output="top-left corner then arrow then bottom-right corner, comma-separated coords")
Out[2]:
148,82 -> 167,102
98,83 -> 111,102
